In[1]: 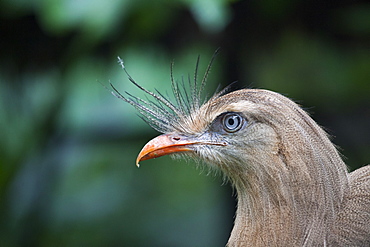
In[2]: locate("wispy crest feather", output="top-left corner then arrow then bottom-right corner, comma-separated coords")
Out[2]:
111,50 -> 219,133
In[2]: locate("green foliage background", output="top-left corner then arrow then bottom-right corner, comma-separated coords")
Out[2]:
0,0 -> 369,246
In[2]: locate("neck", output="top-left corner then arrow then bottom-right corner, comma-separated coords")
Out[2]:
225,150 -> 348,247
226,158 -> 296,246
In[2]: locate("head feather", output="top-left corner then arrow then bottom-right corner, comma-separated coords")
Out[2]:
111,50 -> 221,134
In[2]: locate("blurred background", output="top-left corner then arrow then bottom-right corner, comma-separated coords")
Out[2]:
0,0 -> 369,246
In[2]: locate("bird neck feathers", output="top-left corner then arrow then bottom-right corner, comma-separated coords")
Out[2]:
223,90 -> 349,246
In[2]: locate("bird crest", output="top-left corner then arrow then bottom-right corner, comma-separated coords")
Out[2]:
109,50 -> 232,135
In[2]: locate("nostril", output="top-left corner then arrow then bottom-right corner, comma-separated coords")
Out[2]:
172,136 -> 181,141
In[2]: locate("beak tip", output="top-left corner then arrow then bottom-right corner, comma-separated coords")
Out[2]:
135,157 -> 141,167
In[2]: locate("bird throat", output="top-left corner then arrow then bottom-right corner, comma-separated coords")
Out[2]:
225,154 -> 322,246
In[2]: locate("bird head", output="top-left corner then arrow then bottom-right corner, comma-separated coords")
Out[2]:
136,90 -> 282,175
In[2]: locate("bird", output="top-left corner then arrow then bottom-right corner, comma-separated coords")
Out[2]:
111,55 -> 370,246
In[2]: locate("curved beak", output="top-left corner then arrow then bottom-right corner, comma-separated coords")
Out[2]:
136,134 -> 196,167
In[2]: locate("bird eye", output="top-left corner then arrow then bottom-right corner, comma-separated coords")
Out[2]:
222,113 -> 244,132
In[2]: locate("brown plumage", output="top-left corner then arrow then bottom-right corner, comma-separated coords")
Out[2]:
112,56 -> 370,246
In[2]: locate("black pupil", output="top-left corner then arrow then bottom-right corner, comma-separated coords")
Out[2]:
228,118 -> 235,126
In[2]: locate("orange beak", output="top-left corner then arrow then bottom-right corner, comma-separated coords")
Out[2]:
136,134 -> 195,167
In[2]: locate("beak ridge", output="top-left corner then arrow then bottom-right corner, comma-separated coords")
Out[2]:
136,134 -> 193,167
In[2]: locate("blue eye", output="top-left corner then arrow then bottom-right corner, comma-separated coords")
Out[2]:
222,113 -> 244,132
